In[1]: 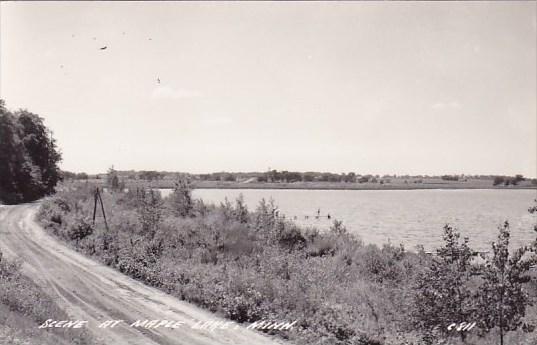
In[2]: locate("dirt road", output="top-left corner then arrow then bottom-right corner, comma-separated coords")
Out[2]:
0,204 -> 286,345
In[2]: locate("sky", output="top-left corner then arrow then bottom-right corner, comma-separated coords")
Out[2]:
1,1 -> 536,176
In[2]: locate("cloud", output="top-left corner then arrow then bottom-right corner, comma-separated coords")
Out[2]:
151,85 -> 201,100
431,101 -> 461,110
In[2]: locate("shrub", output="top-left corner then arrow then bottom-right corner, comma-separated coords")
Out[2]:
67,215 -> 94,242
168,178 -> 194,217
136,188 -> 163,239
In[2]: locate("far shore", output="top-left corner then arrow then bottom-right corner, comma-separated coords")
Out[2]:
81,179 -> 537,191
190,182 -> 537,191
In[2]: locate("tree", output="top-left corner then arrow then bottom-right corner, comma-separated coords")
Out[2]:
17,110 -> 62,192
138,170 -> 163,181
302,173 -> 315,182
358,176 -> 369,183
493,176 -> 505,186
223,173 -> 235,182
137,188 -> 163,239
234,194 -> 249,223
514,175 -> 525,184
168,178 -> 193,217
0,106 -> 27,203
412,225 -> 477,344
475,222 -> 535,345
441,175 -> 460,181
106,166 -> 122,191
344,172 -> 356,183
0,101 -> 62,204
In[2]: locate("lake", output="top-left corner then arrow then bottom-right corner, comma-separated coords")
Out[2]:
161,188 -> 537,252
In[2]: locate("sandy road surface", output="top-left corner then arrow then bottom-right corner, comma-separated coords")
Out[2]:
0,204 -> 286,345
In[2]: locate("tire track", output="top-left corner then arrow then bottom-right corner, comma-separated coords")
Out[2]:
0,204 -> 286,345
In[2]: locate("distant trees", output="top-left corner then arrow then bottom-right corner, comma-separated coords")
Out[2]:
0,100 -> 62,204
191,170 -> 531,187
223,173 -> 236,182
62,171 -> 89,180
138,170 -> 164,181
358,176 -> 370,183
343,172 -> 356,183
514,174 -> 525,183
493,175 -> 526,186
319,172 -> 343,182
283,171 -> 302,182
441,175 -> 460,181
494,176 -> 506,186
302,173 -> 315,182
266,170 -> 307,183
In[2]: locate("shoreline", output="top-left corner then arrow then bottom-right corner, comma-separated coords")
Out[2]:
79,179 -> 537,191
188,184 -> 537,191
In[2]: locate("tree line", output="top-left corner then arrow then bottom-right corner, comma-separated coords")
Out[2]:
493,175 -> 527,186
60,168 -> 537,187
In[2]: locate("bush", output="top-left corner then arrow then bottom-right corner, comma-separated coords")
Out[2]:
67,215 -> 94,242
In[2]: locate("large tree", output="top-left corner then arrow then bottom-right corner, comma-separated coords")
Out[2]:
0,100 -> 62,204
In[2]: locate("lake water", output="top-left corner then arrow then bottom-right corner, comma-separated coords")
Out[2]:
161,188 -> 537,252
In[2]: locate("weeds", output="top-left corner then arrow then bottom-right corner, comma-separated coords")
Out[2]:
0,248 -> 95,345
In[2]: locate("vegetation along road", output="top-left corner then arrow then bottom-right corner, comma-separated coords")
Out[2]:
0,203 -> 284,345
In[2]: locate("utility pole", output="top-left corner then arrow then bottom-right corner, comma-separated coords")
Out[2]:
92,187 -> 109,231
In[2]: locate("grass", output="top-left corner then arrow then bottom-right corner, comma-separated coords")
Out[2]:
0,251 -> 95,345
